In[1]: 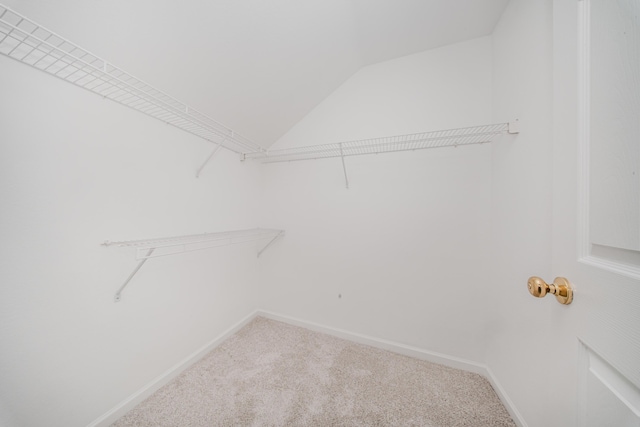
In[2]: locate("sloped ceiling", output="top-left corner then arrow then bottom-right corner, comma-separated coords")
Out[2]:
3,0 -> 509,148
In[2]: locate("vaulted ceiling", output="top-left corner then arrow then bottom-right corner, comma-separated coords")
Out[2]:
4,0 -> 509,148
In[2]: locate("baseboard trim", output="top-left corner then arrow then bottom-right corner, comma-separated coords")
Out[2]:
88,308 -> 527,427
258,310 -> 486,373
86,309 -> 260,427
484,366 -> 529,427
258,309 -> 528,427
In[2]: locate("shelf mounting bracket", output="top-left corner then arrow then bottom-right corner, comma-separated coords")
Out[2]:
508,119 -> 520,134
196,138 -> 225,178
114,248 -> 154,302
339,143 -> 349,189
257,231 -> 284,258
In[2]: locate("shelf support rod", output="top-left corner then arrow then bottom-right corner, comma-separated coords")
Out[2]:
196,138 -> 225,178
339,143 -> 349,189
114,248 -> 154,302
257,231 -> 284,258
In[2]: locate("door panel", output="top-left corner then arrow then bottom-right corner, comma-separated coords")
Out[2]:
579,344 -> 640,427
553,0 -> 640,426
582,0 -> 640,274
587,0 -> 640,254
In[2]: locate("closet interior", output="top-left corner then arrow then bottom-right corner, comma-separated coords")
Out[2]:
0,1 -> 565,426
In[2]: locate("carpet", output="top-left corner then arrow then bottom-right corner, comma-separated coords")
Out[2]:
112,317 -> 516,426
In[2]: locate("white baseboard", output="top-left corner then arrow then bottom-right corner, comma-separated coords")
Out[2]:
86,309 -> 260,427
88,308 -> 527,427
483,366 -> 529,427
257,310 -> 486,374
258,309 -> 528,427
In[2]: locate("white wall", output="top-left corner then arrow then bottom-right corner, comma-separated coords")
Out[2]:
258,37 -> 495,363
0,58 -> 262,426
487,1 -> 554,426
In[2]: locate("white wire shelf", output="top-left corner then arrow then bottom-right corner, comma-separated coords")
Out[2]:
103,228 -> 284,302
103,228 -> 284,259
242,122 -> 517,163
0,4 -> 263,155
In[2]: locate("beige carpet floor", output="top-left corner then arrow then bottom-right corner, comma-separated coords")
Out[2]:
112,317 -> 516,426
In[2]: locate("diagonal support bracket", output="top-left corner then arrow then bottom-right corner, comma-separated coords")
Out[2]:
257,231 -> 284,258
114,248 -> 154,302
339,143 -> 349,189
196,138 -> 225,178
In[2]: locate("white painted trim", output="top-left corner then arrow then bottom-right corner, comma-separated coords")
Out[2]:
580,255 -> 640,281
257,309 -> 485,373
86,310 -> 260,427
257,309 -> 528,427
577,340 -> 590,427
577,0 -> 591,264
484,366 -> 529,427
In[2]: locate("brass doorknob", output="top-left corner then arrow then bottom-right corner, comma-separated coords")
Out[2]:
527,276 -> 573,305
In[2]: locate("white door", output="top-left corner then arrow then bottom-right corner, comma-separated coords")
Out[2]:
552,0 -> 640,426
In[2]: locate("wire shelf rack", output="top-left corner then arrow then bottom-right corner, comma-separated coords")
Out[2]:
243,122 -> 516,163
103,228 -> 285,260
103,228 -> 284,302
0,4 -> 263,154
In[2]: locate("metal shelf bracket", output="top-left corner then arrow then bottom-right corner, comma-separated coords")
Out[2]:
508,119 -> 520,134
339,143 -> 349,189
113,248 -> 154,302
257,230 -> 285,258
196,138 -> 224,178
